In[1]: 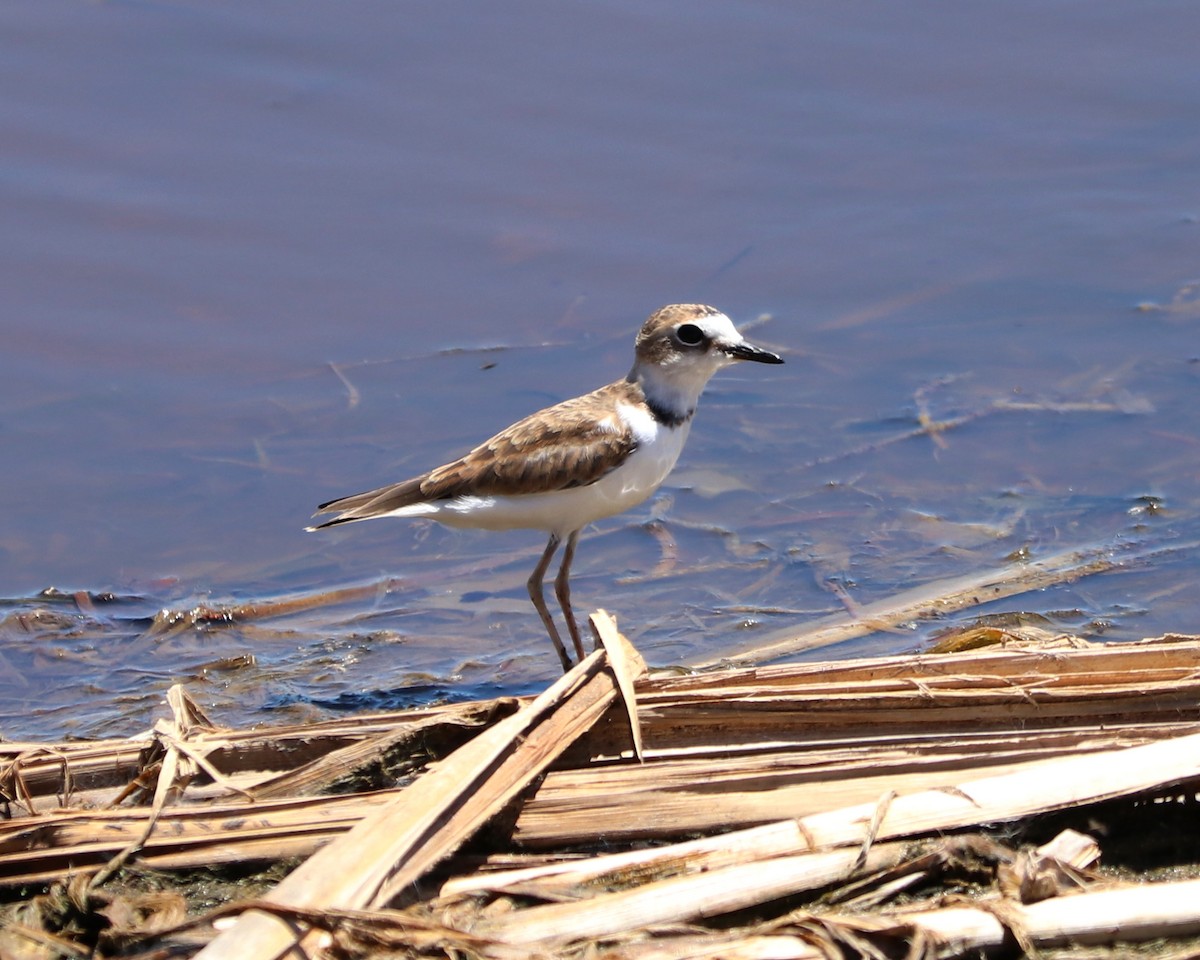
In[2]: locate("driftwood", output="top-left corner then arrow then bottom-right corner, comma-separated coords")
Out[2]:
701,537 -> 1200,664
585,877 -> 1200,960
192,612 -> 644,960
4,620 -> 1200,959
463,728 -> 1200,946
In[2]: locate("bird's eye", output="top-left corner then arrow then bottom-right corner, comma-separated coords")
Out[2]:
676,323 -> 706,346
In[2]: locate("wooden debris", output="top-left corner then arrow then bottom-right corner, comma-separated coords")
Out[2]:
889,876 -> 1200,956
191,612 -> 645,960
701,537 -> 1200,663
997,828 -> 1100,903
5,625 -> 1200,959
473,844 -> 912,946
453,729 -> 1200,946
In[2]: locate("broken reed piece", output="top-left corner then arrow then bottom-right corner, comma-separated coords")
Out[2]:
468,728 -> 1200,947
704,537 -> 1200,664
192,610 -> 644,960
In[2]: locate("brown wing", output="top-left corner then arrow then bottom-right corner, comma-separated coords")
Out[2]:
309,381 -> 641,526
421,383 -> 638,498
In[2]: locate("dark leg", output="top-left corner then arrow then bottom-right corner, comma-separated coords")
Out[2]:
554,529 -> 586,663
527,534 -> 572,671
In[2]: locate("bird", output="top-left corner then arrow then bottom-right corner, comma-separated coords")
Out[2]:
308,304 -> 783,671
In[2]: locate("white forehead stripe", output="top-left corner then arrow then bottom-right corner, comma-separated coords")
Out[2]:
691,312 -> 740,343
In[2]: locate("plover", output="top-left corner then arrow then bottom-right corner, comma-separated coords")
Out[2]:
308,304 -> 783,671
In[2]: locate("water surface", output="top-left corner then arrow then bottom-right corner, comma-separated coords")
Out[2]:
3,2 -> 1199,739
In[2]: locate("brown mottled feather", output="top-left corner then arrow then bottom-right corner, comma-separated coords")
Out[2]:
311,380 -> 645,524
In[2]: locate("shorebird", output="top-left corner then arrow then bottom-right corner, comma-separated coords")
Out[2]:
308,304 -> 783,671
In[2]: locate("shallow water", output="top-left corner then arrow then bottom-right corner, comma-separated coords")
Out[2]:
3,2 -> 1199,740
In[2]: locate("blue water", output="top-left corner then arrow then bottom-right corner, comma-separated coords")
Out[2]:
3,1 -> 1199,739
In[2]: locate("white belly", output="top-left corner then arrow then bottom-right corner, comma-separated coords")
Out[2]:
393,419 -> 690,536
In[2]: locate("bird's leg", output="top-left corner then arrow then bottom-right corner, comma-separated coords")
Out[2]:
528,534 -> 572,671
554,529 -> 586,663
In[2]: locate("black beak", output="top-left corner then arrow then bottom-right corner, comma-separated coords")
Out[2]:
723,339 -> 784,364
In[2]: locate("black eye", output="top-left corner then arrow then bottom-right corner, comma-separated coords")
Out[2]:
676,323 -> 706,346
